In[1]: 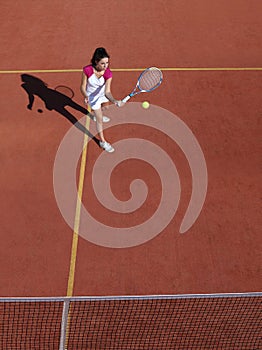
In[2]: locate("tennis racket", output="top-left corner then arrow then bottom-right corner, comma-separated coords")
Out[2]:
122,67 -> 163,103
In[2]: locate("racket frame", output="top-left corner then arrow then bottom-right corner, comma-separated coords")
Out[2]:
122,67 -> 163,103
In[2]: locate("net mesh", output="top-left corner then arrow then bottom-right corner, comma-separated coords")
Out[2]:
0,294 -> 261,349
138,68 -> 163,91
0,300 -> 63,349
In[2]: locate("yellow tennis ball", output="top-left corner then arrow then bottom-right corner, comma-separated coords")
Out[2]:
142,101 -> 150,109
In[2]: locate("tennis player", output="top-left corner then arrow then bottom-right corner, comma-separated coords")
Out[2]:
80,47 -> 123,153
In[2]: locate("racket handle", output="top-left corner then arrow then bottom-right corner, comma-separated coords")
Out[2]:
122,95 -> 131,103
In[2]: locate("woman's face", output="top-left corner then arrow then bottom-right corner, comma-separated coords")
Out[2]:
95,57 -> 109,71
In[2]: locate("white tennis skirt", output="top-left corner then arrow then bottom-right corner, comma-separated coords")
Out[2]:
89,95 -> 109,110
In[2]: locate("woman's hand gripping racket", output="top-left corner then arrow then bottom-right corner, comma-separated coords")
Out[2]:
121,67 -> 163,104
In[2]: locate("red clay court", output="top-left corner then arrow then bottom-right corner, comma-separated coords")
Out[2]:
0,1 -> 261,349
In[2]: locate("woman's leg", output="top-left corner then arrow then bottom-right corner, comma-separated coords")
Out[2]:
93,107 -> 114,152
101,102 -> 109,111
93,108 -> 105,142
92,102 -> 110,123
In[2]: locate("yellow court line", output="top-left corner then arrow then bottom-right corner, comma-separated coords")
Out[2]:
0,67 -> 261,74
160,67 -> 262,71
114,67 -> 262,71
66,114 -> 91,297
65,113 -> 91,349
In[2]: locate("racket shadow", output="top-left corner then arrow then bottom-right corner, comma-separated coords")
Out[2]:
20,74 -> 99,145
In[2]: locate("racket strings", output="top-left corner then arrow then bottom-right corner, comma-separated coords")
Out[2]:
138,69 -> 162,91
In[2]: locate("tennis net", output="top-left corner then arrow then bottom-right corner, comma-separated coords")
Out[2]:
0,293 -> 261,349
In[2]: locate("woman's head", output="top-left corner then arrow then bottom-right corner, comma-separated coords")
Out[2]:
91,47 -> 110,70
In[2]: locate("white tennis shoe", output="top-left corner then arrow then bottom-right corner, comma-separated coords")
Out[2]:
99,141 -> 114,153
93,116 -> 110,123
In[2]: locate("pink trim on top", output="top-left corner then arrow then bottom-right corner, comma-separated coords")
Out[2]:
83,65 -> 112,80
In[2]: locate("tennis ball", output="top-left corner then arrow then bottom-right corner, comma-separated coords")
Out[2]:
142,101 -> 150,109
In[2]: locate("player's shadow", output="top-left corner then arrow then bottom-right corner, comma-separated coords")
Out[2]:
21,74 -> 99,144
